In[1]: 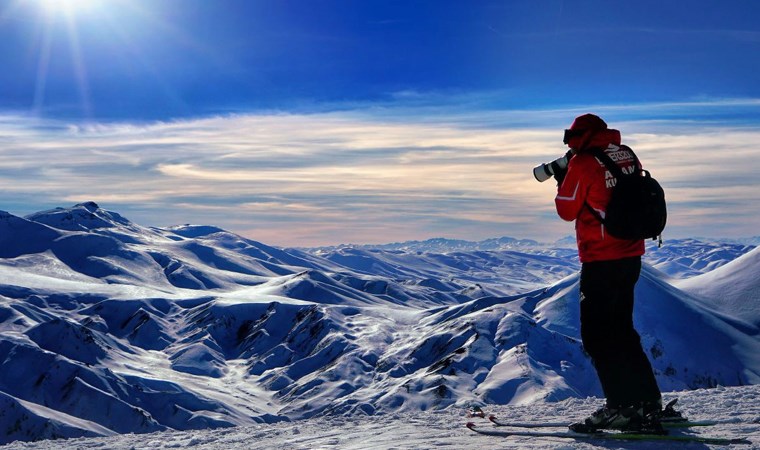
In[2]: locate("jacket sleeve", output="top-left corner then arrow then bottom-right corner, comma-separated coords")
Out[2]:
554,157 -> 587,222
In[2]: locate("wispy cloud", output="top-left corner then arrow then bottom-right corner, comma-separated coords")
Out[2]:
1,100 -> 759,246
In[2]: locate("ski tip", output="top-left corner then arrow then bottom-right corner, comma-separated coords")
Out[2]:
487,415 -> 497,423
466,422 -> 477,430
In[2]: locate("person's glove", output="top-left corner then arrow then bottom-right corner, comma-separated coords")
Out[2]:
553,150 -> 574,187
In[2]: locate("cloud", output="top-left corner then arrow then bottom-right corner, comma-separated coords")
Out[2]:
1,101 -> 760,246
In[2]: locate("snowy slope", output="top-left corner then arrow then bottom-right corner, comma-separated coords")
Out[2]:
0,202 -> 758,446
675,246 -> 760,327
1,385 -> 758,449
645,238 -> 756,278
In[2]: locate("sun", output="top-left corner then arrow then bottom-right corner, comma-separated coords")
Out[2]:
18,0 -> 197,117
27,0 -> 112,116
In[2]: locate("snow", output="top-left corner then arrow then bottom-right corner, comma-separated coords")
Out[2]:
1,385 -> 759,449
0,203 -> 758,448
675,246 -> 760,327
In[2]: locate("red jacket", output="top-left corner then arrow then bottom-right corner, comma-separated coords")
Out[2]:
555,129 -> 645,263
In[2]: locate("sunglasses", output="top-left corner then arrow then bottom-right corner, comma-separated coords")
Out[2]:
563,129 -> 585,144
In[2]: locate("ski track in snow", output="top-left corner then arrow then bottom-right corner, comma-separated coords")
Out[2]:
2,385 -> 759,449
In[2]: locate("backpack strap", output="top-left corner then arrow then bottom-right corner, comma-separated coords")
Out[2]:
590,145 -> 641,178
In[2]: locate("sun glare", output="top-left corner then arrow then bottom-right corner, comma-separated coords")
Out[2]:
21,0 -> 198,117
30,0 -> 112,116
38,0 -> 102,17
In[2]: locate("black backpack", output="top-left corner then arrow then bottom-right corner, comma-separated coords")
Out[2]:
586,146 -> 667,244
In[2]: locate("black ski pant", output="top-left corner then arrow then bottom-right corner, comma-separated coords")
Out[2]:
579,256 -> 661,409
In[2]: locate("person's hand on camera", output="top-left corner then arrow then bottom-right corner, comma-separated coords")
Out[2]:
553,150 -> 573,186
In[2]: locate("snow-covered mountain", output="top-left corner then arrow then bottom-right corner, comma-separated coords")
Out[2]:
675,245 -> 760,328
0,203 -> 758,446
644,238 -> 756,278
307,235 -> 755,279
310,236 -> 557,254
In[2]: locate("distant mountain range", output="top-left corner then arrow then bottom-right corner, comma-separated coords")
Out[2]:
305,234 -> 756,279
306,234 -> 760,253
0,202 -> 758,445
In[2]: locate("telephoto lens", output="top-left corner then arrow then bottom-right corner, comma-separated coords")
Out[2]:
533,154 -> 570,182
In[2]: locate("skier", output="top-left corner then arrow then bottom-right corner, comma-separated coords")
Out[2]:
552,113 -> 675,432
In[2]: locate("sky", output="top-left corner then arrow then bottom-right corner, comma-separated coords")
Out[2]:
0,0 -> 759,246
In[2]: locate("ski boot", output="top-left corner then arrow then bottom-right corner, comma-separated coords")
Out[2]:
569,404 -> 665,434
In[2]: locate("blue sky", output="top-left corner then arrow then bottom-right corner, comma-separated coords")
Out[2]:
1,0 -> 759,246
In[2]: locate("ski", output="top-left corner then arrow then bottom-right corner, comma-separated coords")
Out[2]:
471,399 -> 717,430
466,422 -> 752,445
487,415 -> 719,429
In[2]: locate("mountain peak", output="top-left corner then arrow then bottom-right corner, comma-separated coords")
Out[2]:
25,202 -> 135,232
75,201 -> 101,212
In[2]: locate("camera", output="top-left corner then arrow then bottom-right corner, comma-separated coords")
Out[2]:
533,153 -> 571,182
